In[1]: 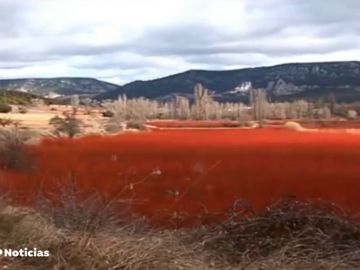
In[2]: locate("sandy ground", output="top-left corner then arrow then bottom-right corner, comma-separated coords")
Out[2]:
0,112 -> 57,128
2,108 -> 360,140
0,107 -> 106,139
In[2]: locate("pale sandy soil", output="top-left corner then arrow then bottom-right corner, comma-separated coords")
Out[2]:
0,112 -> 57,129
3,108 -> 360,141
0,107 -> 106,139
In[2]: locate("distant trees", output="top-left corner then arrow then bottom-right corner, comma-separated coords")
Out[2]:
98,83 -> 358,124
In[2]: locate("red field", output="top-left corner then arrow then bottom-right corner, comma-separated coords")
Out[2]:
2,129 -> 360,227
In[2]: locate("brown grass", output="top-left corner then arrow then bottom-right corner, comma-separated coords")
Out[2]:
195,198 -> 360,269
0,193 -> 359,269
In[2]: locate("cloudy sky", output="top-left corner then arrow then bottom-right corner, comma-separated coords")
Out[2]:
0,0 -> 359,85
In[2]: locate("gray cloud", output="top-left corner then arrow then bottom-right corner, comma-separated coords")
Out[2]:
0,1 -> 26,37
132,26 -> 359,57
0,0 -> 359,84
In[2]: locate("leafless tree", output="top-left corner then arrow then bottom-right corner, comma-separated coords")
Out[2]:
328,92 -> 337,114
97,89 -> 344,124
173,96 -> 191,119
194,83 -> 214,120
102,95 -> 127,132
250,88 -> 268,124
322,106 -> 332,119
70,95 -> 80,107
82,98 -> 93,114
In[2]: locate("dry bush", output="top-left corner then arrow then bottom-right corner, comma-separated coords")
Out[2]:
0,118 -> 17,127
18,106 -> 28,114
49,114 -> 83,138
196,198 -> 360,269
126,119 -> 147,130
347,109 -> 357,120
0,195 -> 62,270
102,110 -> 114,118
0,125 -> 34,171
105,118 -> 147,133
0,190 -> 209,270
0,194 -> 359,269
35,177 -> 133,234
105,119 -> 126,133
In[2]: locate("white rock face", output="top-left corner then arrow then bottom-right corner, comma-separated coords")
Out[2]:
44,92 -> 62,98
228,81 -> 252,94
267,79 -> 303,96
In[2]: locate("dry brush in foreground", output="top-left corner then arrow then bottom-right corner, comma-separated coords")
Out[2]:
0,196 -> 359,269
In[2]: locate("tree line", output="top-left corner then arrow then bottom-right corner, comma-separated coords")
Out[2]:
101,83 -> 358,125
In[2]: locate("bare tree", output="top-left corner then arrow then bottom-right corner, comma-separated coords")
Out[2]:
96,90 -> 343,124
250,88 -> 268,124
194,83 -> 214,120
267,103 -> 286,119
322,106 -> 331,120
82,98 -> 92,114
70,95 -> 80,107
173,96 -> 191,119
102,95 -> 127,132
327,92 -> 337,114
70,95 -> 80,115
290,100 -> 310,119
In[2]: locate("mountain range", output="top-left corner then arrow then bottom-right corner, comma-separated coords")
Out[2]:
0,78 -> 118,99
1,61 -> 360,103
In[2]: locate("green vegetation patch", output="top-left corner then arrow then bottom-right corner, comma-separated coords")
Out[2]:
0,90 -> 37,105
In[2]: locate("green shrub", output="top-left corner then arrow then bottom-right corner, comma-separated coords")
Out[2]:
0,104 -> 12,113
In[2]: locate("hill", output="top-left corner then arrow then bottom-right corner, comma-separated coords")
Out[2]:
2,62 -> 360,103
99,61 -> 360,102
0,77 -> 119,98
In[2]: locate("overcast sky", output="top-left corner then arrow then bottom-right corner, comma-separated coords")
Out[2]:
0,0 -> 359,85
